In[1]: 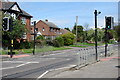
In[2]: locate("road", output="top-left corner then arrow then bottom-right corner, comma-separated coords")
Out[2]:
1,44 -> 118,79
1,48 -> 79,79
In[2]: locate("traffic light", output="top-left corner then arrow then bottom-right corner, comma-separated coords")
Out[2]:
105,17 -> 113,29
2,17 -> 9,31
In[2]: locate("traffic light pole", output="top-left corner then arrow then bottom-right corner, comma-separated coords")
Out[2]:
10,39 -> 13,58
94,10 -> 98,61
105,27 -> 108,57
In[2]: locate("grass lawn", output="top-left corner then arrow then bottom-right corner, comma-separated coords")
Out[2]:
69,42 -> 105,48
69,45 -> 87,48
1,46 -> 71,55
78,42 -> 95,46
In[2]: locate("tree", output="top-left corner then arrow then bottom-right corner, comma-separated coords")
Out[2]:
84,23 -> 89,31
83,23 -> 89,42
2,17 -> 26,48
97,28 -> 104,42
72,25 -> 84,42
86,29 -> 94,41
64,27 -> 70,31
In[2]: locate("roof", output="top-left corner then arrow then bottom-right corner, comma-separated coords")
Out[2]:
2,2 -> 32,18
2,2 -> 15,9
60,29 -> 71,34
42,20 -> 59,29
21,10 -> 33,18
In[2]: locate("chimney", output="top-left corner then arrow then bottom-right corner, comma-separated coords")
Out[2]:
45,19 -> 48,22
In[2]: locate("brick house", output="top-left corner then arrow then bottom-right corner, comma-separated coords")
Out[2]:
31,19 -> 62,40
1,1 -> 33,41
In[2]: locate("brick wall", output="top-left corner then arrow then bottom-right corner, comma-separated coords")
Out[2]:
19,16 -> 32,41
25,17 -> 31,41
36,20 -> 50,36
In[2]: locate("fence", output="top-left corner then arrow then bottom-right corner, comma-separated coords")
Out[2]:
77,44 -> 118,67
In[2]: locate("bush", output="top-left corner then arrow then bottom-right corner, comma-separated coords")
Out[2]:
36,40 -> 46,48
108,40 -> 116,44
20,41 -> 32,49
13,40 -> 20,49
61,33 -> 75,46
53,36 -> 64,47
36,35 -> 45,40
46,40 -> 53,46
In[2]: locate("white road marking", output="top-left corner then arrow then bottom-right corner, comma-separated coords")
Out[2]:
2,61 -> 39,63
2,61 -> 23,63
27,62 -> 39,63
15,62 -> 39,68
1,61 -> 39,70
37,71 -> 49,79
15,62 -> 31,68
42,52 -> 65,57
0,67 -> 14,70
66,59 -> 70,60
77,53 -> 79,54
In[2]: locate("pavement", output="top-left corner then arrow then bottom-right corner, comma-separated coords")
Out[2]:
48,52 -> 119,78
0,54 -> 30,58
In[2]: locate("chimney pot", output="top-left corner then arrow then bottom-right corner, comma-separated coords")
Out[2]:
45,19 -> 48,22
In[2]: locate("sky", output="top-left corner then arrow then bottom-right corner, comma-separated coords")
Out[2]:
16,2 -> 118,30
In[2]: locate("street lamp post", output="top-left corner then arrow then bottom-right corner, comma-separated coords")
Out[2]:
33,21 -> 36,55
94,10 -> 101,61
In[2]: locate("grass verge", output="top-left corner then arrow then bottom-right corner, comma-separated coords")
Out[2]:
1,46 -> 71,55
69,42 -> 105,48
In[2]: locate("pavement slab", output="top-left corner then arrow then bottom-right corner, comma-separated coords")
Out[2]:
50,53 -> 119,78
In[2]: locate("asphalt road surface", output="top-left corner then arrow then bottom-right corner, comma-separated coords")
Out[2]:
1,44 -> 118,79
2,49 -> 79,79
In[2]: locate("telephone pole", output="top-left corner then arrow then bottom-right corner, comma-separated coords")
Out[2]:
76,16 -> 78,44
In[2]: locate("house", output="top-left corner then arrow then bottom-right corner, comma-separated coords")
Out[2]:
60,28 -> 71,34
1,1 -> 33,41
31,19 -> 62,40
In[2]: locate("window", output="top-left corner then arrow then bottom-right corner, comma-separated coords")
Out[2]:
42,27 -> 45,31
22,33 -> 27,39
21,17 -> 26,24
36,28 -> 38,31
11,13 -> 16,19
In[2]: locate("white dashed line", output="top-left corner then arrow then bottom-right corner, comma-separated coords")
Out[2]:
2,61 -> 23,63
1,61 -> 39,70
0,67 -> 14,70
15,62 -> 30,68
2,61 -> 39,63
66,59 -> 70,60
36,71 -> 49,79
